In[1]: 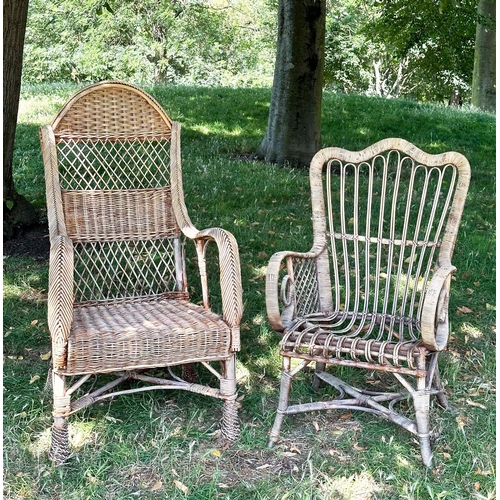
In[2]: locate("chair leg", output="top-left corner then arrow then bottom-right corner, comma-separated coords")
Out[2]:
426,352 -> 448,409
432,366 -> 448,409
220,355 -> 239,442
182,363 -> 198,383
49,372 -> 70,465
49,416 -> 70,465
268,357 -> 292,448
414,388 -> 432,467
312,361 -> 326,390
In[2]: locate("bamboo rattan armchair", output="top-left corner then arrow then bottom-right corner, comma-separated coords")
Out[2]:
265,139 -> 470,466
40,81 -> 243,464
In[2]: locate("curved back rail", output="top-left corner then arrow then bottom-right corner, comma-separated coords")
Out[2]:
41,81 -> 186,304
293,139 -> 471,345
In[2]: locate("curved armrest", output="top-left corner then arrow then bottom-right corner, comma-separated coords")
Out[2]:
420,264 -> 456,351
193,227 -> 243,350
265,248 -> 323,332
169,123 -> 242,348
47,234 -> 75,370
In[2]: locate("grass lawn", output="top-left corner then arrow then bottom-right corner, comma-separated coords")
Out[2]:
3,83 -> 496,499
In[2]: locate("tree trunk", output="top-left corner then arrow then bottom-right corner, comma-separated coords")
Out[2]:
471,0 -> 496,112
255,0 -> 326,167
4,0 -> 38,238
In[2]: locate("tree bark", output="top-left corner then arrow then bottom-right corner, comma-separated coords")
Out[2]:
3,0 -> 38,237
471,0 -> 496,112
255,0 -> 326,167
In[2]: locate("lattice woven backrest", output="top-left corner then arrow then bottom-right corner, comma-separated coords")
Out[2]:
301,140 -> 470,342
49,81 -> 185,303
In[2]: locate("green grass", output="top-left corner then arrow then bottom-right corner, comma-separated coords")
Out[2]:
4,83 -> 495,499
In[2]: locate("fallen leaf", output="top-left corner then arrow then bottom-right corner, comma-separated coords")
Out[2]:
173,480 -> 189,495
29,375 -> 40,384
40,351 -> 52,361
354,443 -> 367,451
475,468 -> 492,476
150,481 -> 163,491
104,415 -> 122,423
456,415 -> 468,431
339,413 -> 352,420
211,449 -> 221,457
466,399 -> 487,410
289,443 -> 301,454
313,421 -> 320,432
256,463 -> 272,470
457,306 -> 473,314
30,319 -> 39,326
474,482 -> 481,491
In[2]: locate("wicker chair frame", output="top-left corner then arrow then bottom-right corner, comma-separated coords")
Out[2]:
265,138 -> 470,466
40,81 -> 243,464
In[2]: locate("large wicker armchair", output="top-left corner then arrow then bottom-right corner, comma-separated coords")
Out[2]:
265,138 -> 470,466
40,81 -> 243,464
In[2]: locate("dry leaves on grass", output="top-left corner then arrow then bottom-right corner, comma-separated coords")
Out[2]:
173,480 -> 189,495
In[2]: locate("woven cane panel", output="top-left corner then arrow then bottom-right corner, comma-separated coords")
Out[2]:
292,257 -> 320,316
73,238 -> 182,302
64,299 -> 231,375
54,85 -> 171,140
57,138 -> 171,190
324,151 -> 458,343
62,188 -> 178,242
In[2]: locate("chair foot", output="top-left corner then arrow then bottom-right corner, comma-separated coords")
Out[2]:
414,391 -> 433,467
420,437 -> 433,467
268,410 -> 285,448
182,363 -> 198,383
49,417 -> 70,465
312,362 -> 326,390
436,391 -> 448,409
220,397 -> 239,443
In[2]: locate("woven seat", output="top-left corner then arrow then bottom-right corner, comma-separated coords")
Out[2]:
40,81 -> 243,464
65,299 -> 232,375
281,327 -> 423,371
265,139 -> 470,466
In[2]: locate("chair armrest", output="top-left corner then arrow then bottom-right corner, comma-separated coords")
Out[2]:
192,227 -> 243,350
47,234 -> 75,370
420,264 -> 456,351
266,248 -> 324,332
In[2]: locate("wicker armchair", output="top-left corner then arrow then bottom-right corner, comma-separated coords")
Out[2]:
265,139 -> 470,466
40,81 -> 243,464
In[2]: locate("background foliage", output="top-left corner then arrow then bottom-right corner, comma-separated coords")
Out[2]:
23,0 -> 483,103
